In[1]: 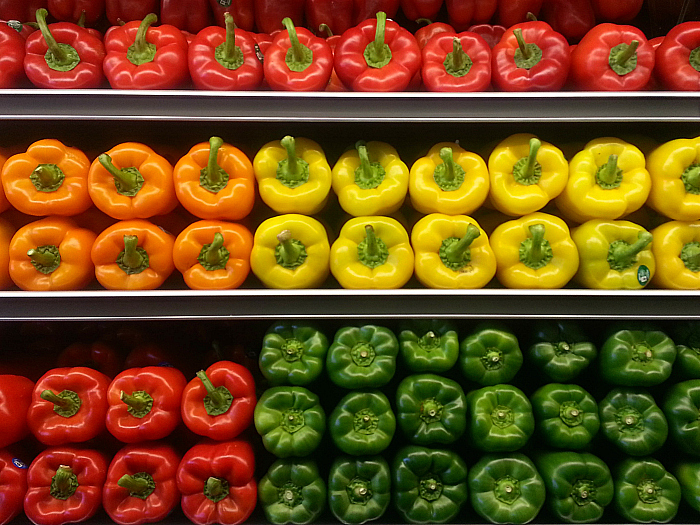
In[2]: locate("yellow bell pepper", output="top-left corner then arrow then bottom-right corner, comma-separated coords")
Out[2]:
253,136 -> 332,215
330,216 -> 413,289
331,141 -> 409,216
411,213 -> 496,289
647,136 -> 700,221
250,214 -> 330,289
555,137 -> 650,223
651,220 -> 700,289
490,212 -> 579,289
488,133 -> 568,216
571,219 -> 654,289
408,142 -> 489,215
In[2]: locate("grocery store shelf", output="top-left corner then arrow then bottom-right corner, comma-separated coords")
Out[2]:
2,90 -> 700,122
0,289 -> 698,320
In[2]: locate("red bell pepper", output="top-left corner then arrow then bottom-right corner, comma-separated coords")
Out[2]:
106,366 -> 187,444
334,11 -> 422,91
105,0 -> 158,25
446,0 -> 497,31
497,0 -> 542,27
401,0 -> 443,22
189,12 -> 263,90
161,0 -> 212,34
103,442 -> 181,525
254,0 -> 304,35
103,14 -> 189,89
27,367 -> 110,446
0,375 -> 34,449
181,360 -> 256,441
415,21 -> 455,49
0,23 -> 26,88
0,0 -> 46,22
0,450 -> 28,525
209,0 -> 254,30
24,447 -> 107,525
570,23 -> 654,91
2,19 -> 37,39
655,22 -> 700,91
491,20 -> 570,91
56,342 -> 124,379
24,8 -> 105,89
591,0 -> 643,23
307,0 -> 353,36
264,17 -> 334,91
468,23 -> 506,48
176,439 -> 256,525
422,32 -> 491,91
47,0 -> 104,25
353,0 -> 399,24
540,0 -> 595,43
319,24 -> 349,91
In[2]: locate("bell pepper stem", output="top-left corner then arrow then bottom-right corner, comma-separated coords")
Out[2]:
53,466 -> 76,493
35,8 -> 67,62
277,230 -> 303,266
615,40 -> 639,67
439,147 -> 458,183
598,155 -> 619,186
99,154 -> 141,194
205,477 -> 228,502
681,242 -> 700,272
528,224 -> 546,261
514,28 -> 530,59
282,18 -> 305,62
203,136 -> 225,186
319,23 -> 332,38
610,231 -> 653,268
281,136 -> 303,181
40,389 -> 69,408
445,224 -> 480,264
122,235 -> 145,270
223,12 -> 237,58
120,391 -> 148,412
196,370 -> 226,406
373,12 -> 387,57
117,474 -> 152,496
364,11 -> 391,67
132,14 -> 158,57
450,38 -> 465,70
27,248 -> 59,268
524,138 -> 541,179
356,142 -> 374,185
364,225 -> 381,258
202,232 -> 227,266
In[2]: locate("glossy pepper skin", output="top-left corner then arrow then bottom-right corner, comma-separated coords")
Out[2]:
398,319 -> 459,374
48,0 -> 104,25
160,0 -> 211,34
600,388 -> 668,457
56,341 -> 123,380
208,0 -> 253,30
254,386 -> 325,458
259,321 -> 329,386
181,360 -> 256,441
555,138 -> 651,223
446,0 -> 497,30
9,217 -> 96,291
250,214 -> 330,289
306,0 -> 353,36
491,21 -> 570,91
401,0 -> 442,22
102,442 -> 181,525
0,375 -> 34,449
675,461 -> 700,513
393,445 -> 468,524
663,380 -> 700,456
540,0 -> 595,44
570,24 -> 654,91
468,453 -> 545,525
326,325 -> 398,389
91,219 -> 175,290
106,0 -> 157,25
106,366 -> 187,443
253,136 -> 332,215
329,455 -> 391,525
24,447 -> 108,525
0,23 -> 26,88
651,221 -> 700,289
531,383 -> 600,450
258,458 -> 326,525
2,139 -> 91,217
409,143 -> 490,215
614,458 -> 680,524
103,14 -> 189,90
468,384 -> 534,452
672,323 -> 700,379
334,11 -> 421,92
330,390 -> 395,455
655,22 -> 700,91
421,32 -> 492,92
491,212 -> 579,289
332,141 -> 409,216
572,220 -> 655,289
176,439 -> 257,525
0,450 -> 28,525
0,0 -> 47,21
527,321 -> 597,382
415,21 -> 455,50
534,451 -> 613,524
24,9 -> 105,89
330,216 -> 413,290
599,329 -> 676,387
498,0 -> 543,27
255,0 -> 304,34
396,374 -> 466,446
459,324 -> 523,386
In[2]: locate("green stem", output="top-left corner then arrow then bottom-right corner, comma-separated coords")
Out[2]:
223,12 -> 236,58
519,224 -> 553,270
40,389 -> 81,418
608,231 -> 653,271
282,136 -> 301,182
199,232 -> 230,270
440,148 -> 457,183
364,12 -> 392,68
277,230 -> 301,266
598,155 -> 619,185
514,28 -> 530,59
353,141 -> 385,189
27,247 -> 59,269
357,224 -> 390,269
512,138 -> 543,186
35,8 -> 67,62
122,235 -> 146,271
197,370 -> 225,405
117,473 -> 155,499
98,153 -> 144,196
204,476 -> 229,503
128,13 -> 158,66
615,40 -> 639,67
120,390 -> 153,418
282,18 -> 312,72
445,225 -> 480,265
319,23 -> 332,38
50,466 -> 78,500
681,242 -> 700,272
283,17 -> 304,63
523,138 -> 540,180
40,389 -> 70,408
200,137 -> 227,191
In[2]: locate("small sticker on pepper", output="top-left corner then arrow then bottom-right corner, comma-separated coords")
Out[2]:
218,0 -> 232,6
637,265 -> 650,286
12,458 -> 27,469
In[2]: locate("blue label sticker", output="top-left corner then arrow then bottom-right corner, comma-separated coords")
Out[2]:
12,458 -> 27,469
637,265 -> 650,286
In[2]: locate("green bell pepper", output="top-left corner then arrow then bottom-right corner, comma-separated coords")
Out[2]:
674,461 -> 700,513
329,390 -> 396,456
258,458 -> 326,525
326,325 -> 399,389
459,324 -> 523,386
328,455 -> 391,525
392,445 -> 468,524
528,321 -> 597,382
254,386 -> 326,458
663,379 -> 700,456
530,383 -> 600,450
468,384 -> 534,452
398,320 -> 459,374
259,322 -> 329,386
672,321 -> 700,379
534,451 -> 613,524
468,453 -> 545,525
599,388 -> 668,456
614,458 -> 681,524
599,329 -> 677,386
396,374 -> 467,446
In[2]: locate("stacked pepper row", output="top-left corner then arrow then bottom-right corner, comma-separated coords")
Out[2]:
251,319 -> 700,524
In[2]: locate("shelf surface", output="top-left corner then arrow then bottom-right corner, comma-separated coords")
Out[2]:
1,90 -> 699,122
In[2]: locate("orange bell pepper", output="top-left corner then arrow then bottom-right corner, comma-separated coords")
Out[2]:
0,216 -> 14,289
1,139 -> 92,216
173,137 -> 256,221
91,219 -> 175,290
173,220 -> 253,290
0,149 -> 12,213
88,143 -> 177,220
8,216 -> 96,291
